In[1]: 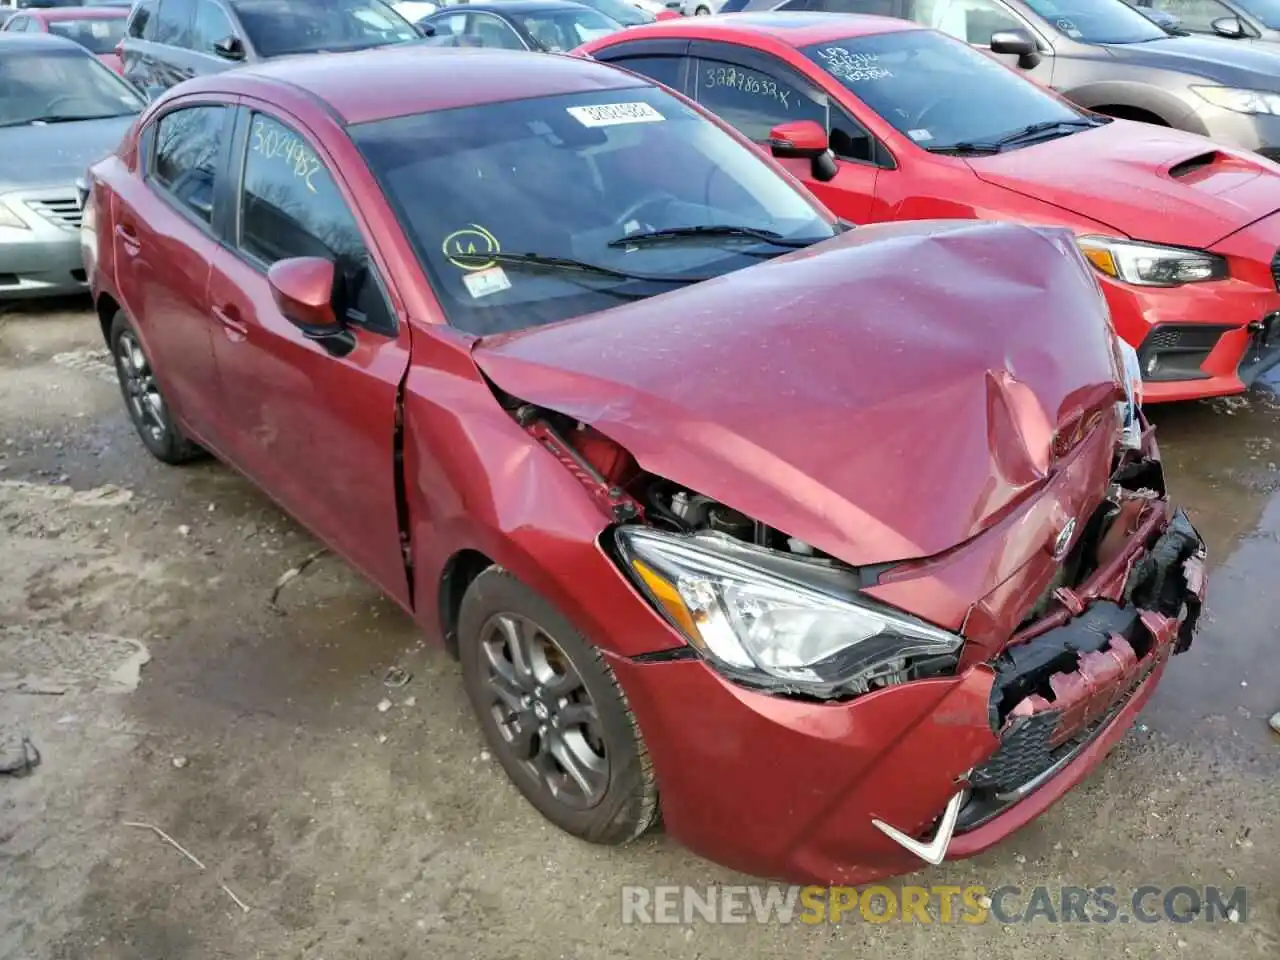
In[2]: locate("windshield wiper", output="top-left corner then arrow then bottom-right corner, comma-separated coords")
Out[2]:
450,251 -> 712,284
988,118 -> 1101,147
0,112 -> 134,128
924,142 -> 1004,155
607,224 -> 822,249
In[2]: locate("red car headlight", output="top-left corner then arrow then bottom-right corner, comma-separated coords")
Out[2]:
615,526 -> 962,699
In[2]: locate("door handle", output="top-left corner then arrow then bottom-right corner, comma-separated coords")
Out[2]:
114,223 -> 141,251
212,304 -> 249,339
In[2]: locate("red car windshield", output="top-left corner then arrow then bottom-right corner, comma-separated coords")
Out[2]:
229,0 -> 419,57
351,85 -> 836,336
0,48 -> 142,126
803,31 -> 1088,151
47,17 -> 127,53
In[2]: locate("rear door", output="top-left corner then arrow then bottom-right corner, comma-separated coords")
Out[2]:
111,99 -> 234,442
205,103 -> 413,604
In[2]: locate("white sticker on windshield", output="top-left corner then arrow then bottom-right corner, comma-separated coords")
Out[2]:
90,21 -> 111,37
566,102 -> 665,127
1056,17 -> 1082,37
908,128 -> 933,141
462,266 -> 511,299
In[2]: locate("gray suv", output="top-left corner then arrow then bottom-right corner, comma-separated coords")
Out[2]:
120,0 -> 420,100
718,0 -> 1280,158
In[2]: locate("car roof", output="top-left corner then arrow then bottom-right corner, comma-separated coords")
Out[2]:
181,47 -> 650,125
25,6 -> 129,18
601,11 -> 922,46
0,30 -> 93,51
437,0 -> 599,11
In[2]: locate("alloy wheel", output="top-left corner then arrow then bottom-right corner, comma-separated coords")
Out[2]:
478,612 -> 609,809
115,331 -> 168,444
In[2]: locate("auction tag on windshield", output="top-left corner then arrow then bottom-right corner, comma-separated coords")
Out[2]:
566,102 -> 664,127
907,128 -> 933,142
463,266 -> 511,299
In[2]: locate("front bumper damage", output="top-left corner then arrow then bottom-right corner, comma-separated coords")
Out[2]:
955,509 -> 1205,832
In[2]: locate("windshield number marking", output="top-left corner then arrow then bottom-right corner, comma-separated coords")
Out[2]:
565,102 -> 665,127
250,118 -> 321,193
702,66 -> 791,109
815,47 -> 893,83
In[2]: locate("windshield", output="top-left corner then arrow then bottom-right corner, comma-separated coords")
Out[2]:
510,8 -> 620,49
804,31 -> 1085,150
351,86 -> 836,336
47,17 -> 127,53
1234,0 -> 1280,27
580,0 -> 651,26
229,0 -> 419,57
0,49 -> 142,126
1021,0 -> 1168,42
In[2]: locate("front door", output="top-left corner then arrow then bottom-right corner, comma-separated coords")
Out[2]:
688,45 -> 882,222
206,104 -> 413,604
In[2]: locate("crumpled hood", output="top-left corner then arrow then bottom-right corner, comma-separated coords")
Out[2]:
1102,34 -> 1280,87
0,116 -> 135,191
967,120 -> 1280,248
473,220 -> 1125,567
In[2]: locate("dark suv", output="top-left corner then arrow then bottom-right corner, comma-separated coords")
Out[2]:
121,0 -> 420,100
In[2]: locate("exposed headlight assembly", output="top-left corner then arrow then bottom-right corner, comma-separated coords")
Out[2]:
1077,235 -> 1226,287
1191,85 -> 1280,116
615,526 -> 962,698
1114,336 -> 1143,450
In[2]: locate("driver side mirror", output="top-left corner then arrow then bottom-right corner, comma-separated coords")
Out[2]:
417,20 -> 436,35
1210,14 -> 1248,37
767,120 -> 838,183
989,28 -> 1041,69
268,257 -> 355,355
212,34 -> 245,60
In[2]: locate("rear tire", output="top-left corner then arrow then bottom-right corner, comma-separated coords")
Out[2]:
108,311 -> 203,465
458,567 -> 660,845
695,4 -> 712,12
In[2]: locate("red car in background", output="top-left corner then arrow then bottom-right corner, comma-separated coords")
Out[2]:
0,7 -> 129,74
83,46 -> 1204,884
580,13 -> 1280,402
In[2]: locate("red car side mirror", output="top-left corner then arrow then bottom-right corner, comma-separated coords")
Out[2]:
767,120 -> 828,159
267,257 -> 340,336
767,120 -> 837,183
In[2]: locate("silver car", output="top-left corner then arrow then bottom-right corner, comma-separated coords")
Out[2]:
0,32 -> 143,300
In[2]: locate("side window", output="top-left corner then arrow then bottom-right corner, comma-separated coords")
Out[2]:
1152,0 -> 1234,31
431,12 -> 466,34
150,105 -> 225,224
4,15 -> 25,29
240,113 -> 394,335
828,105 -> 875,163
154,0 -> 195,48
694,57 -> 828,142
601,54 -> 687,92
914,0 -> 1022,44
190,0 -> 234,51
127,0 -> 157,38
465,12 -> 525,48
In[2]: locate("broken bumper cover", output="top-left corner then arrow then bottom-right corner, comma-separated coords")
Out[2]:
606,511 -> 1207,886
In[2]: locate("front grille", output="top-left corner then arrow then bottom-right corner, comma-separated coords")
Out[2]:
27,196 -> 82,231
1271,247 -> 1280,292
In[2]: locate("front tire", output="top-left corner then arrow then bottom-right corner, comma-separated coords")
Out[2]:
458,567 -> 659,844
109,311 -> 203,465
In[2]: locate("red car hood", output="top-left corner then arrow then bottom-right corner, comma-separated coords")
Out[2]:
473,220 -> 1125,567
967,120 -> 1280,249
96,52 -> 123,75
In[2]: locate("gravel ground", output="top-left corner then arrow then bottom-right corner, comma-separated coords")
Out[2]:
0,299 -> 1276,959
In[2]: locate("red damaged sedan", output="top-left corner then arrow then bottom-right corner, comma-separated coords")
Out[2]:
84,47 -> 1205,884
580,14 -> 1280,403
